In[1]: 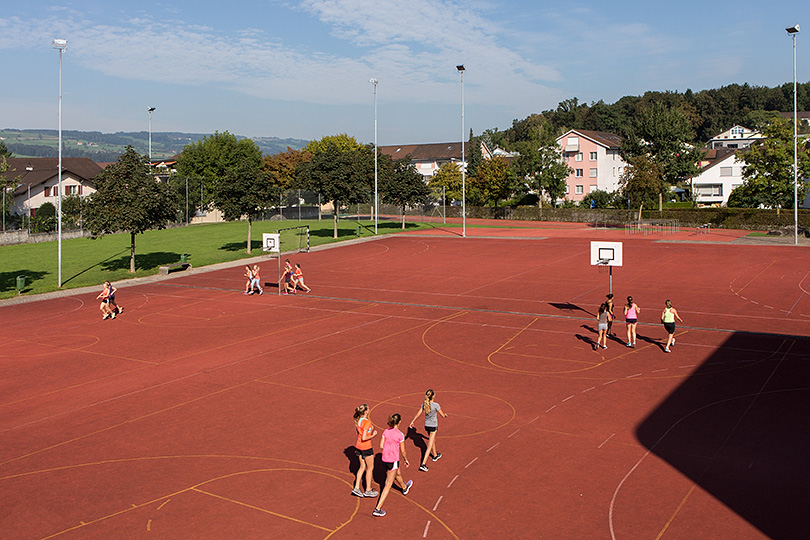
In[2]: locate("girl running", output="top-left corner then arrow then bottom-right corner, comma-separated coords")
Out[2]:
351,404 -> 378,498
409,389 -> 447,472
373,413 -> 412,517
596,302 -> 612,350
243,265 -> 254,295
106,281 -> 123,315
292,263 -> 311,293
250,265 -> 263,295
280,259 -> 294,295
605,293 -> 615,335
624,296 -> 640,347
96,282 -> 115,320
660,299 -> 683,353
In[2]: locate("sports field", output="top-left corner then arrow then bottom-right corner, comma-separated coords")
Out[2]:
1,221 -> 807,539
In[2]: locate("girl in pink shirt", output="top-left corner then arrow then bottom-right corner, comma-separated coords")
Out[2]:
373,413 -> 412,517
624,296 -> 640,348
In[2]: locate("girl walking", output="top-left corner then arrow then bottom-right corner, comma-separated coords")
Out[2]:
292,263 -> 311,293
605,293 -> 615,335
250,265 -> 263,295
373,413 -> 412,517
351,404 -> 378,498
409,389 -> 447,472
660,299 -> 683,353
624,296 -> 641,347
596,303 -> 612,350
243,265 -> 254,295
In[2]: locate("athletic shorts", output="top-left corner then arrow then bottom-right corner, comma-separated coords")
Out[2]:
626,318 -> 637,324
663,322 -> 676,334
355,447 -> 373,458
598,323 -> 608,331
382,460 -> 399,471
425,425 -> 437,433
101,299 -> 109,304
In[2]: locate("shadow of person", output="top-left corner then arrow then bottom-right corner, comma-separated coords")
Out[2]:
343,446 -> 360,476
406,426 -> 428,462
372,452 -> 388,488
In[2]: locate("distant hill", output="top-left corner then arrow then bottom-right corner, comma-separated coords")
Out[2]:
0,129 -> 309,161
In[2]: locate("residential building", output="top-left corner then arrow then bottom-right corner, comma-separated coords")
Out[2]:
4,157 -> 102,216
556,130 -> 626,202
378,141 -> 494,181
707,125 -> 763,149
690,148 -> 744,206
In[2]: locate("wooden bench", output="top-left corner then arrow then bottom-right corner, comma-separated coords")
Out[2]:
159,262 -> 192,275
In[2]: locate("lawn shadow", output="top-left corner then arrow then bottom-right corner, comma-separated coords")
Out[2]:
63,249 -> 128,286
100,251 -> 184,272
219,240 -> 263,252
0,270 -> 49,294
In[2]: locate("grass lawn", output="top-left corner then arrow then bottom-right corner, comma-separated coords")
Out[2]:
0,218 -> 436,299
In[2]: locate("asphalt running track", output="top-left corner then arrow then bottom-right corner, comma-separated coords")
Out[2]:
1,224 -> 808,539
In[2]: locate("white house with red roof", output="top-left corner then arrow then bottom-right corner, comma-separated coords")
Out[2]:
556,130 -> 627,202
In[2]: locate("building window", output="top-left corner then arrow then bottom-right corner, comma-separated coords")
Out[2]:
590,152 -> 597,161
44,187 -> 51,197
589,185 -> 597,192
575,152 -> 583,162
575,185 -> 584,195
575,169 -> 584,178
567,137 -> 578,146
720,167 -> 733,177
66,185 -> 80,195
565,185 -> 570,194
589,168 -> 597,178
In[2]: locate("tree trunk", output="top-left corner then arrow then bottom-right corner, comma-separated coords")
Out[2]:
246,217 -> 252,254
401,206 -> 406,229
538,192 -> 543,219
659,192 -> 663,213
333,200 -> 339,239
129,232 -> 136,273
637,203 -> 643,230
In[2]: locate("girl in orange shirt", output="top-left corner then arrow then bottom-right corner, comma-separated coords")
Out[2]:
352,404 -> 379,497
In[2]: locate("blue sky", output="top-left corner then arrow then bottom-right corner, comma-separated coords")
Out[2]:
1,1 -> 807,147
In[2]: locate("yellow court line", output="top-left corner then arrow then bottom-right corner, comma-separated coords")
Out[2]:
654,339 -> 793,539
192,487 -> 334,532
487,317 -> 537,369
733,260 -> 776,296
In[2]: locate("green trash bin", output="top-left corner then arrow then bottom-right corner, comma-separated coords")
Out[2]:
16,275 -> 25,294
180,254 -> 188,263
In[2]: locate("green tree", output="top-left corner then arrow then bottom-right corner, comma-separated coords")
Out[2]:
175,131 -> 261,214
293,135 -> 373,238
380,157 -> 430,229
428,162 -> 463,203
619,155 -> 664,219
61,194 -> 84,229
512,138 -> 570,211
84,146 -> 178,273
472,156 -> 518,209
33,201 -> 57,233
736,118 -> 810,214
0,141 -> 12,158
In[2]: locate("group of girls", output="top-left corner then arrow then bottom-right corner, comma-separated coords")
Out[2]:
352,389 -> 447,517
243,265 -> 263,295
279,259 -> 311,294
596,295 -> 683,352
96,281 -> 122,320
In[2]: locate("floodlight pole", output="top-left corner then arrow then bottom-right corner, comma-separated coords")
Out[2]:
53,38 -> 67,288
787,25 -> 800,245
370,78 -> 378,234
148,107 -> 156,164
457,65 -> 466,237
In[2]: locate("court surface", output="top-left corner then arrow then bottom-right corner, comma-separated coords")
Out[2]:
1,222 -> 808,539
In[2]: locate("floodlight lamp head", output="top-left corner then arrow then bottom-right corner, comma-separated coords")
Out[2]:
52,38 -> 67,50
148,107 -> 156,112
786,24 -> 800,34
369,78 -> 378,84
456,65 -> 465,72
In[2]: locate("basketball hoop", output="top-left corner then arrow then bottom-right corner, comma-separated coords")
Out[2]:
597,258 -> 610,273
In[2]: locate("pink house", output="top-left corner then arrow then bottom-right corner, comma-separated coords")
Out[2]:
556,130 -> 626,203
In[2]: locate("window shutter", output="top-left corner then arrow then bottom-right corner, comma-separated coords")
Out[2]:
44,187 -> 51,197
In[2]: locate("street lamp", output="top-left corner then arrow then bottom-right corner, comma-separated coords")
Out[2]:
53,38 -> 67,288
148,107 -> 156,164
369,78 -> 378,234
457,65 -> 466,238
786,25 -> 800,245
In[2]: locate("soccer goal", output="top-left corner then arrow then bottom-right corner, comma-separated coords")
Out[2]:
276,225 -> 310,253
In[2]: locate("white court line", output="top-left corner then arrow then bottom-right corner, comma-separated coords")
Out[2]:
562,395 -> 574,402
423,520 -> 431,538
447,475 -> 459,488
508,429 -> 520,438
652,368 -> 668,373
598,433 -> 615,449
582,386 -> 595,393
487,443 -> 500,452
603,379 -> 618,385
465,457 -> 478,468
528,415 -> 540,423
545,405 -> 556,413
679,365 -> 696,369
626,373 -> 642,379
433,496 -> 443,511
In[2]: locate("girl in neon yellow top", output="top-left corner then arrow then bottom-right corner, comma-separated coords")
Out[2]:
660,299 -> 683,353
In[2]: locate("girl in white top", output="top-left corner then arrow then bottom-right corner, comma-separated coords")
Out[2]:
409,389 -> 448,472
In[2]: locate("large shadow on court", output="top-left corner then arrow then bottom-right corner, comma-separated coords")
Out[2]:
635,331 -> 810,539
